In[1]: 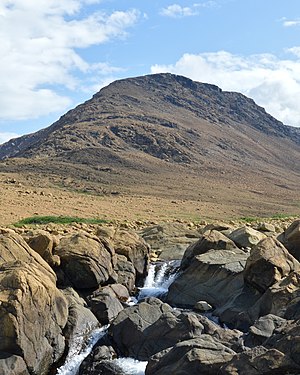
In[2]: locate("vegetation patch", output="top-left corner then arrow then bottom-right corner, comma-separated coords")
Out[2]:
14,215 -> 109,227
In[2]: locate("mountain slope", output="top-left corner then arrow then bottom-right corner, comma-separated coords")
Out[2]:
1,73 -> 300,220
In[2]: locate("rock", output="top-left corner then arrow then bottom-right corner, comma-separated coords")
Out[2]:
54,232 -> 114,289
80,360 -> 124,375
0,261 -> 68,375
140,223 -> 202,260
111,228 -> 150,278
114,254 -> 136,292
0,232 -> 56,281
62,288 -> 99,356
0,353 -> 29,375
181,230 -> 237,268
87,287 -> 124,325
256,222 -> 276,233
220,346 -> 300,375
244,314 -> 286,347
25,230 -> 60,267
109,297 -> 174,360
167,249 -> 248,308
244,237 -> 300,293
248,271 -> 300,322
194,301 -> 213,312
281,219 -> 300,261
145,336 -> 235,375
228,226 -> 266,249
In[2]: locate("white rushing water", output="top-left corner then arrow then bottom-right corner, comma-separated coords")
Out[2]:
56,325 -> 109,375
138,260 -> 179,300
112,358 -> 148,374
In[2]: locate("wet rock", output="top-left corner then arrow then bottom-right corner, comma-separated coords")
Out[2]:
80,359 -> 123,375
146,336 -> 235,375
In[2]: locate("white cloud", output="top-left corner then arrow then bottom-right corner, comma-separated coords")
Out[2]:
151,50 -> 300,127
0,132 -> 20,145
283,19 -> 300,27
160,4 -> 199,18
0,1 -> 140,120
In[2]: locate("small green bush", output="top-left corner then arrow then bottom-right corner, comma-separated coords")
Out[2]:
13,215 -> 108,227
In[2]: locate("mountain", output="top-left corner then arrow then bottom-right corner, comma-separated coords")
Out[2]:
1,73 -> 300,218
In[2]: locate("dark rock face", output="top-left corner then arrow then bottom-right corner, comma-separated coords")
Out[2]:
145,336 -> 235,375
167,249 -> 248,308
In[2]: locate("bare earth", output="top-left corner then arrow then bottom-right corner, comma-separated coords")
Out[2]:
1,167 -> 299,226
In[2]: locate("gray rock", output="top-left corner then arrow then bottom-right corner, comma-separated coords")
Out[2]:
0,353 -> 29,375
145,336 -> 235,375
228,226 -> 266,249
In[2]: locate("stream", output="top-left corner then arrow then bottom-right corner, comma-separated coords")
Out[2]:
56,261 -> 180,375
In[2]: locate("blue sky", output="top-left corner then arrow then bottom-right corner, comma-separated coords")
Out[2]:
1,0 -> 300,144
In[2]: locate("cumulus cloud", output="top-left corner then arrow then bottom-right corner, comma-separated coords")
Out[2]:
0,1 -> 139,120
151,51 -> 300,127
160,4 -> 199,18
0,132 -> 20,145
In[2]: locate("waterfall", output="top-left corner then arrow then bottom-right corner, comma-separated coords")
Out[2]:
56,325 -> 109,375
138,260 -> 180,300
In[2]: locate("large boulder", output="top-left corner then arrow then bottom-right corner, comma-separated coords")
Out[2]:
281,219 -> 300,261
244,237 -> 300,293
25,230 -> 60,267
140,223 -> 202,260
86,286 -> 124,325
109,228 -> 150,278
220,346 -> 300,375
247,271 -> 300,322
167,249 -> 248,308
54,232 -> 114,289
0,354 -> 29,375
0,232 -> 56,280
228,226 -> 266,249
181,230 -> 237,268
109,297 -> 174,360
113,254 -> 136,292
0,261 -> 68,375
61,288 -> 99,358
145,336 -> 235,375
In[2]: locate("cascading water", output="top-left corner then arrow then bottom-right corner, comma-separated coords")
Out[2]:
56,325 -> 109,375
138,260 -> 180,300
56,261 -> 180,375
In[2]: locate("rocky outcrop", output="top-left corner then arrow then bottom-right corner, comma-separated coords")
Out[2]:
181,229 -> 237,268
54,232 -> 114,289
244,237 -> 300,292
228,226 -> 267,249
113,254 -> 136,292
167,249 -> 248,308
25,230 -> 60,267
281,219 -> 300,261
146,336 -> 235,375
0,261 -> 68,375
140,222 -> 202,260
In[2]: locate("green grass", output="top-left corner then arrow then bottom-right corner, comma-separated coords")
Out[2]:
13,215 -> 109,227
240,213 -> 297,223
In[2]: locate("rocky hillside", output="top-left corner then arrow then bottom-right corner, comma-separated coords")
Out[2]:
1,73 -> 300,219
